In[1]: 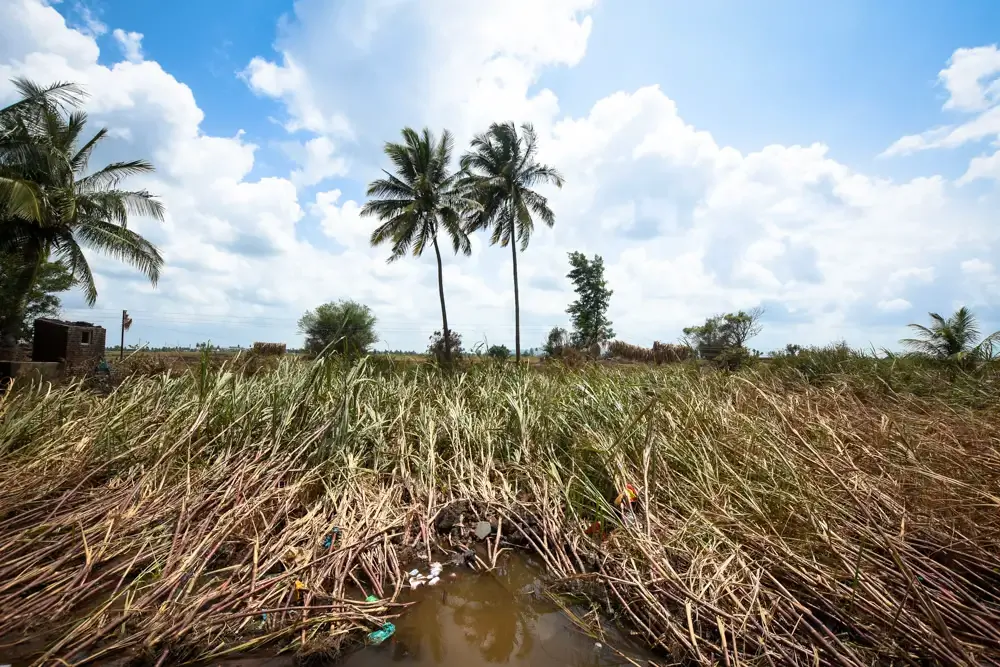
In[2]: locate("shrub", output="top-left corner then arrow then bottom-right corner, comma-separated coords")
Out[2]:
486,344 -> 511,361
251,342 -> 287,356
542,327 -> 570,358
428,330 -> 463,362
298,300 -> 378,357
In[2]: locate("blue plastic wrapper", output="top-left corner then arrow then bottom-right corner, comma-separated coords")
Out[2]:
367,622 -> 395,645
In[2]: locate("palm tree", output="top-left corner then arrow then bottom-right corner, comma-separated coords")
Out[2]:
1,79 -> 84,229
460,121 -> 563,362
900,306 -> 1000,364
0,78 -> 164,351
362,127 -> 473,362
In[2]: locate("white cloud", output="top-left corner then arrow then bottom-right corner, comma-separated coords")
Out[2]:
112,28 -> 142,63
883,45 -> 1000,157
242,53 -> 352,137
959,150 -> 1000,184
284,136 -> 349,187
940,45 -> 1000,112
961,258 -> 995,277
877,298 -> 912,313
3,0 -> 1000,352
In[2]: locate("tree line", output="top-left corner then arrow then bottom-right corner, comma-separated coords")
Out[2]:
4,80 -> 998,368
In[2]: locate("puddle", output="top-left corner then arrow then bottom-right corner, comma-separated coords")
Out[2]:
340,553 -> 656,667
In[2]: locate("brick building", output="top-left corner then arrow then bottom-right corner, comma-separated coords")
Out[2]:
32,318 -> 107,369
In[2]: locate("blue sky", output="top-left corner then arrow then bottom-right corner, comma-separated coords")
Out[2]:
2,0 -> 999,352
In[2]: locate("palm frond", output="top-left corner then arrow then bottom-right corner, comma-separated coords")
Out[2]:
73,218 -> 163,285
53,234 -> 98,305
75,159 -> 154,192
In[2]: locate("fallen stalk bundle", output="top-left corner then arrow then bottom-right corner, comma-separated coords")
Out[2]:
0,357 -> 998,665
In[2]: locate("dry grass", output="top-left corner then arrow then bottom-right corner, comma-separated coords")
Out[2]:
0,357 -> 998,665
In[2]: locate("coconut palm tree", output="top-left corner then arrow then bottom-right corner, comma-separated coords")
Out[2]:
362,127 -> 473,362
900,306 -> 1000,364
1,79 -> 85,228
460,121 -> 563,362
0,78 -> 164,351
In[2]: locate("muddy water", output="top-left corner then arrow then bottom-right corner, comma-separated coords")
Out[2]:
340,554 -> 656,667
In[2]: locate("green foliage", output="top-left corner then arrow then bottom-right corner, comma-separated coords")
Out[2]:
900,306 -> 1000,366
542,326 -> 570,358
0,251 -> 74,343
0,78 -> 164,346
298,300 -> 378,357
486,344 -> 511,360
427,329 -> 463,362
461,121 -> 564,361
683,307 -> 764,355
565,251 -> 614,348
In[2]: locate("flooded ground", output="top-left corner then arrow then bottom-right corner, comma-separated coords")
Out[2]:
338,553 -> 657,667
3,554 -> 657,667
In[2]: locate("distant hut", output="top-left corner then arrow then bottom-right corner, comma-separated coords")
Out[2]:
32,318 -> 107,368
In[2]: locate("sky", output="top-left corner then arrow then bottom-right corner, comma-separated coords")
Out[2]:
2,0 -> 999,353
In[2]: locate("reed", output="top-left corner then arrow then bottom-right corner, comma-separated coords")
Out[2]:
0,356 -> 997,665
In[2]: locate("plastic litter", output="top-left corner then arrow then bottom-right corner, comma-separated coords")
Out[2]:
367,622 -> 395,645
474,521 -> 492,540
428,576 -> 440,586
408,569 -> 421,577
409,578 -> 424,588
365,595 -> 379,603
322,527 -> 341,549
614,483 -> 639,507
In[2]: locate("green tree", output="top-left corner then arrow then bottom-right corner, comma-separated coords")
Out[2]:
901,307 -> 1000,364
362,128 -> 473,363
565,251 -> 614,348
683,307 -> 764,354
0,78 -> 164,352
461,121 -> 563,363
298,300 -> 378,357
542,326 -> 570,358
486,344 -> 511,360
0,251 -> 75,343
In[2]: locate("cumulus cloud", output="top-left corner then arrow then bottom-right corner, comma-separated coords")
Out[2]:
877,298 -> 912,313
3,0 -> 999,352
883,45 -> 1000,161
112,28 -> 142,63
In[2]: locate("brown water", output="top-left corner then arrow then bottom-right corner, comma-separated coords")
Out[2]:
338,554 -> 657,667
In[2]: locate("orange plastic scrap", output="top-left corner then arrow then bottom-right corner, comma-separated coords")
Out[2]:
614,483 -> 639,506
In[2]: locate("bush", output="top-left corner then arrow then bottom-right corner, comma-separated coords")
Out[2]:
251,342 -> 287,356
427,330 -> 463,362
542,327 -> 570,358
298,300 -> 378,357
486,344 -> 511,361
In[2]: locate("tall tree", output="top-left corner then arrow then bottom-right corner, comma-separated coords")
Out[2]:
901,307 -> 1000,363
0,78 -> 164,352
0,251 -> 75,343
362,127 -> 473,362
461,121 -> 563,362
565,251 -> 614,348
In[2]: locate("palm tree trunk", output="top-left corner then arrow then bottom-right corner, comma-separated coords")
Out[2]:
432,236 -> 451,363
511,231 -> 521,363
0,243 -> 43,357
